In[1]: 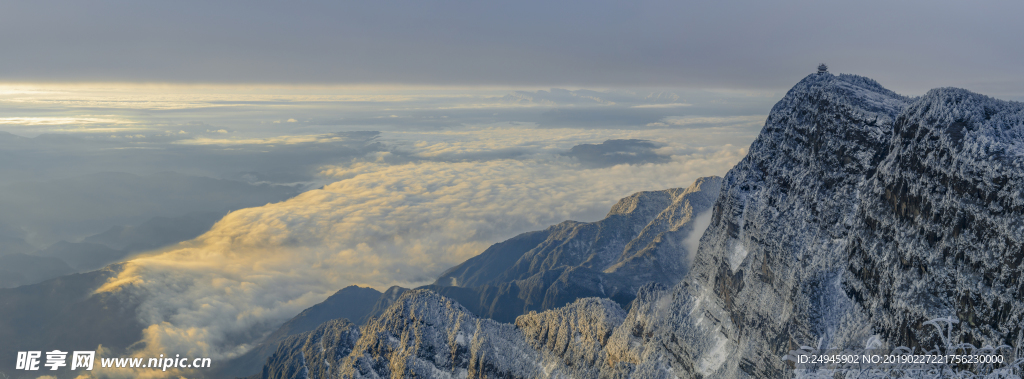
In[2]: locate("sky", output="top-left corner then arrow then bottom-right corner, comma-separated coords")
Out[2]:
2,1 -> 1022,376
1,0 -> 1023,100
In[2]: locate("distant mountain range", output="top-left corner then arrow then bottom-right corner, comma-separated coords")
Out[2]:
0,211 -> 225,288
0,171 -> 302,246
0,171 -> 303,288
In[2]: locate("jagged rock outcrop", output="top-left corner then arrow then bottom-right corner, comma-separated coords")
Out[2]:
345,290 -> 545,378
256,290 -> 545,378
515,297 -> 626,377
254,290 -> 635,379
254,73 -> 1024,378
258,319 -> 361,379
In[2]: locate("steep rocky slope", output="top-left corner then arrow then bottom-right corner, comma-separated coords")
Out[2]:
431,176 -> 722,321
253,72 -> 1024,378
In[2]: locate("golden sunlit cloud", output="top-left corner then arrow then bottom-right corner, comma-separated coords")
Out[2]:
93,128 -> 751,365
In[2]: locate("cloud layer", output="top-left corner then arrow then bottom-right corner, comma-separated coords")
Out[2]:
96,126 -> 752,363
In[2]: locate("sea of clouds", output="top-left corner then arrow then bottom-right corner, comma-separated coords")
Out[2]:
0,84 -> 774,371
99,128 -> 752,362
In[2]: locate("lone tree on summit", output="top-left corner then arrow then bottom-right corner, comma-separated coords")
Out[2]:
818,63 -> 828,74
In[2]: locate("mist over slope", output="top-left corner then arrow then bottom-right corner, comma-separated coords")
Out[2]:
252,72 -> 1024,378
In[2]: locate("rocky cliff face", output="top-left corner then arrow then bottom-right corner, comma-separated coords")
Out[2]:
654,73 -> 1024,377
254,73 -> 1024,378
848,85 -> 1024,350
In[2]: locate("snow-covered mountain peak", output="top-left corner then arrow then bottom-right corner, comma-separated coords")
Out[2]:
606,189 -> 681,218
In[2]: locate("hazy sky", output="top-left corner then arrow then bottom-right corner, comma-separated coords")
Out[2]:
2,0 -> 1023,99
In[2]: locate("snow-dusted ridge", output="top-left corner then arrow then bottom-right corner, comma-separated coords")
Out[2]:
428,175 -> 723,321
253,73 -> 1024,378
